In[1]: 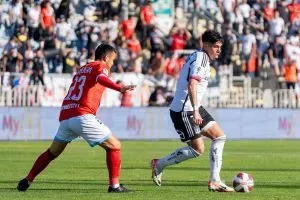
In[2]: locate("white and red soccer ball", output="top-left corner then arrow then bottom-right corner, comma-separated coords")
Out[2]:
232,172 -> 254,192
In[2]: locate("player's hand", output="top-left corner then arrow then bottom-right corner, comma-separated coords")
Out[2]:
193,110 -> 203,125
120,85 -> 136,93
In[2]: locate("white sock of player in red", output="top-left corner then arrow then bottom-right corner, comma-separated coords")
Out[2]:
209,135 -> 226,182
156,146 -> 200,173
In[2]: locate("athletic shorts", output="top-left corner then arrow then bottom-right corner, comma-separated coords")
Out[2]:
54,114 -> 112,147
170,106 -> 215,142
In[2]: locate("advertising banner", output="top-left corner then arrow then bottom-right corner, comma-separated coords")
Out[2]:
0,108 -> 298,140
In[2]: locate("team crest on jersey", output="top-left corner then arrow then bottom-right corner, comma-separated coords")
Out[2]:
103,68 -> 108,76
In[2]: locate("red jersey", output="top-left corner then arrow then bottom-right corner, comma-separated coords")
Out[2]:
170,34 -> 187,51
140,6 -> 154,25
59,61 -> 109,121
121,19 -> 135,39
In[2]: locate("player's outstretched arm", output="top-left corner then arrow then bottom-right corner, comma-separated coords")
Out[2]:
120,85 -> 136,93
97,75 -> 136,93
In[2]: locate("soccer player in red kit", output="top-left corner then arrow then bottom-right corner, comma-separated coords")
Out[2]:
17,44 -> 136,193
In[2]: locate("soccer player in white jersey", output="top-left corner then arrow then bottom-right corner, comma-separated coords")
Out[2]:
151,30 -> 234,192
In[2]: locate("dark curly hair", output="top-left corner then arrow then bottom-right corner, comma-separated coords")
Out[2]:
202,30 -> 223,44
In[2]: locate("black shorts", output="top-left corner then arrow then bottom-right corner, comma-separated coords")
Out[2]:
170,106 -> 215,142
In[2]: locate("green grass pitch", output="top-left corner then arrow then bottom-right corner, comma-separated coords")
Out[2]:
0,140 -> 299,200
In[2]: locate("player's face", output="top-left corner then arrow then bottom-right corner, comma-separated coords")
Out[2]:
106,52 -> 117,68
206,41 -> 222,60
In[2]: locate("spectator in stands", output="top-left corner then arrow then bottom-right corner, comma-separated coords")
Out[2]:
107,14 -> 119,42
165,53 -> 180,78
283,59 -> 298,89
147,25 -> 166,53
24,42 -> 36,70
218,0 -> 235,23
127,33 -> 142,59
220,26 -> 237,72
169,26 -> 192,52
288,0 -> 300,24
269,10 -> 285,41
55,15 -> 72,49
116,80 -> 134,107
148,86 -> 166,107
27,2 -> 41,40
40,0 -> 56,35
263,0 -> 274,29
139,0 -> 155,46
268,35 -> 285,76
277,0 -> 290,27
239,26 -> 257,77
62,51 -> 77,74
77,48 -> 89,67
120,15 -> 137,40
148,50 -> 166,77
237,0 -> 251,23
3,47 -> 23,73
30,50 -> 46,86
0,0 -> 298,105
41,27 -> 61,73
116,40 -> 131,72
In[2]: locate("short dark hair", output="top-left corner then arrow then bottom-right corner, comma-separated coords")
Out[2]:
95,44 -> 117,60
202,30 -> 223,44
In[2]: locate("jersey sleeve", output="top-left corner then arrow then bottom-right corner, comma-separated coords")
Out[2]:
189,52 -> 209,81
95,66 -> 109,83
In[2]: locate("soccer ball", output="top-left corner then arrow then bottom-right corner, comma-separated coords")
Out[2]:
232,172 -> 254,192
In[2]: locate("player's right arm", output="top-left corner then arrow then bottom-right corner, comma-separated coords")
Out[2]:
188,78 -> 203,125
187,52 -> 208,125
97,74 -> 136,93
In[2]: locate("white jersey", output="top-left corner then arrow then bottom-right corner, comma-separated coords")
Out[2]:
170,50 -> 210,112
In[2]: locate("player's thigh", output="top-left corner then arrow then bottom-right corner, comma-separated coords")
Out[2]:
201,122 -> 225,140
170,110 -> 201,142
54,119 -> 78,143
197,106 -> 223,139
69,114 -> 112,147
187,137 -> 205,154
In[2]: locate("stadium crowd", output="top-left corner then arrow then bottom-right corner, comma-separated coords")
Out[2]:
0,0 -> 299,104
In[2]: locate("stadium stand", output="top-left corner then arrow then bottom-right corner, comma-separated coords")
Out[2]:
0,0 -> 299,108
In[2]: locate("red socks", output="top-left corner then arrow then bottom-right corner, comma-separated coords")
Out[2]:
106,149 -> 121,185
26,149 -> 56,182
26,148 -> 121,186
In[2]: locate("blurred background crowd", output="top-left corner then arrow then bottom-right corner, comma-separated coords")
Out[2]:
0,0 -> 299,106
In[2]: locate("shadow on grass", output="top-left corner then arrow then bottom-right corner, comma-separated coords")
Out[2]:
2,179 -> 299,190
78,166 -> 300,172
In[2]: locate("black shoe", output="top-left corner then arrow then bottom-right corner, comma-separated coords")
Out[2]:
17,178 -> 31,192
108,184 -> 134,193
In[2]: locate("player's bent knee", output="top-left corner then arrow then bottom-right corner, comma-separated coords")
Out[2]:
108,139 -> 121,150
189,146 -> 203,156
189,139 -> 205,155
214,135 -> 226,141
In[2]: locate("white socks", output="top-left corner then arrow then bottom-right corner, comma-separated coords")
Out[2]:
156,146 -> 200,173
209,135 -> 226,182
